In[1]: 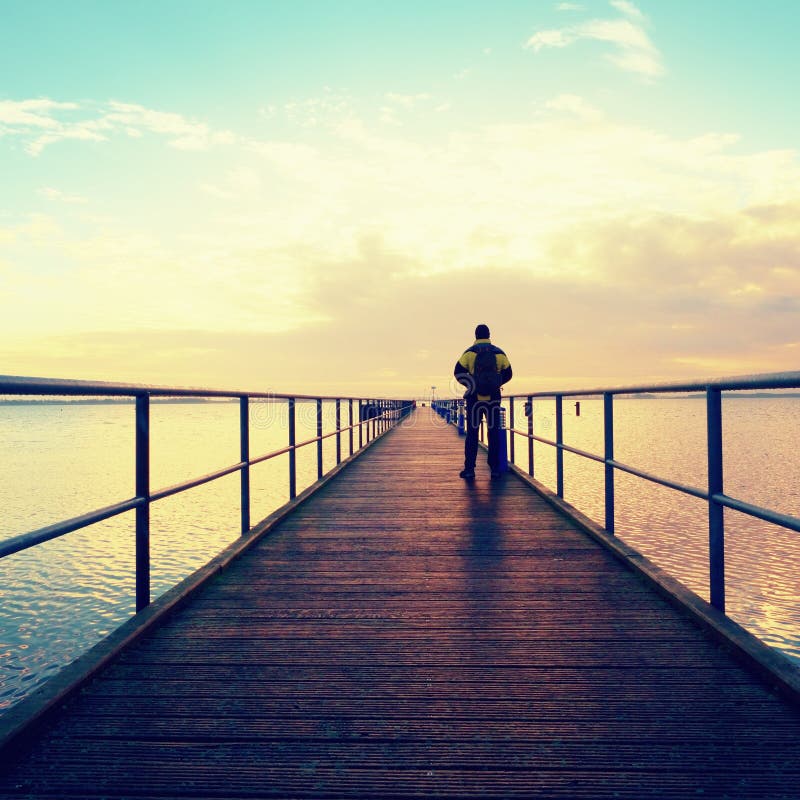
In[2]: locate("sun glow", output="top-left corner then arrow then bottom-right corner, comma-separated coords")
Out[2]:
2,1 -> 799,393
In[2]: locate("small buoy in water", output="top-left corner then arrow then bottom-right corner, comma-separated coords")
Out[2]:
575,401 -> 581,416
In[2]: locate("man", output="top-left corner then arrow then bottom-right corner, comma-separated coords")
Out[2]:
453,324 -> 512,480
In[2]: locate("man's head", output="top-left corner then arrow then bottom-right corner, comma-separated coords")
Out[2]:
475,324 -> 490,340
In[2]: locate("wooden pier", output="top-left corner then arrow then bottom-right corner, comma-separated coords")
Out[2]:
1,408 -> 799,798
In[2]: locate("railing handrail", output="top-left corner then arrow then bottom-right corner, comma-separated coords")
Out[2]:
0,374 -> 406,402
502,369 -> 800,399
1,378 -> 414,612
433,368 -> 800,617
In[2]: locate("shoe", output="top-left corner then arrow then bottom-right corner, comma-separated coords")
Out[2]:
459,469 -> 475,479
490,470 -> 503,481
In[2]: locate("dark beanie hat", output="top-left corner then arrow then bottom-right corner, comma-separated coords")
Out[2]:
475,324 -> 490,339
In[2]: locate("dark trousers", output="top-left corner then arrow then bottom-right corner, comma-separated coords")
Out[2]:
464,398 -> 502,471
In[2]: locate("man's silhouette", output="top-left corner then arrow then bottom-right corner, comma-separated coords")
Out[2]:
454,324 -> 512,480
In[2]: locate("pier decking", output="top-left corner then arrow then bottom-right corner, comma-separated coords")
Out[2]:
1,408 -> 799,798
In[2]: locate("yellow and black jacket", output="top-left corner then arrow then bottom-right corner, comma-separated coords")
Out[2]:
454,338 -> 512,402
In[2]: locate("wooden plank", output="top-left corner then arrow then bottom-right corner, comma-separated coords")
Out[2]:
1,408 -> 799,800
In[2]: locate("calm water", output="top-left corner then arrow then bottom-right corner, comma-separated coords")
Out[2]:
1,397 -> 799,714
0,399 -> 343,713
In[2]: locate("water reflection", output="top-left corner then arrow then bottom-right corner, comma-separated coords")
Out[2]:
0,400 -> 343,712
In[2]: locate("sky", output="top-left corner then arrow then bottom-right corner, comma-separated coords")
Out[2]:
2,0 -> 799,397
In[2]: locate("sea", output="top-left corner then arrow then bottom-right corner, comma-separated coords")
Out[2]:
1,396 -> 799,714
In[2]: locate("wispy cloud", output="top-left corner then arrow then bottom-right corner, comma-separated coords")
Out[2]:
0,99 -> 78,128
105,101 -> 235,150
527,0 -> 664,79
12,196 -> 798,390
3,85 -> 800,388
0,97 -> 236,155
39,187 -> 88,204
380,92 -> 434,125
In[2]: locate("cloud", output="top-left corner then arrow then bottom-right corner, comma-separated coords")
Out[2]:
610,0 -> 644,21
10,199 -> 798,393
527,1 -> 664,79
282,89 -> 354,128
27,125 -> 108,156
0,99 -> 78,128
380,92 -> 435,125
3,85 -> 800,390
105,101 -> 237,150
0,97 -> 236,155
39,187 -> 88,204
545,93 -> 603,119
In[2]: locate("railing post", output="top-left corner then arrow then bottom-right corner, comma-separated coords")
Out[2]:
349,399 -> 354,456
316,398 -> 323,480
604,392 -> 615,535
555,394 -> 564,498
135,394 -> 150,612
240,396 -> 250,535
359,401 -> 364,449
335,398 -> 342,465
288,397 -> 296,500
707,387 -> 725,612
527,396 -> 534,476
509,398 -> 515,464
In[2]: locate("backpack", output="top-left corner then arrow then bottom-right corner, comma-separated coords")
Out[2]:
472,345 -> 501,395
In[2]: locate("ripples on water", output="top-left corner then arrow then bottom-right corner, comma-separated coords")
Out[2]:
1,397 -> 799,714
0,399 -> 337,712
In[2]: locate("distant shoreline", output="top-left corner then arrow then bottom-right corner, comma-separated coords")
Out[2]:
0,398 -> 230,406
2,393 -> 800,406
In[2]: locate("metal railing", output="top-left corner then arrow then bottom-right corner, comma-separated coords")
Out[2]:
434,371 -> 800,613
0,375 -> 413,611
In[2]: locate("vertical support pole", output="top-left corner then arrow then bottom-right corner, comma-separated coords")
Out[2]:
135,394 -> 150,612
707,387 -> 725,612
240,396 -> 250,535
509,398 -> 515,464
349,399 -> 354,456
288,397 -> 296,500
316,398 -> 323,480
604,392 -> 615,535
527,396 -> 534,477
359,401 -> 364,450
498,406 -> 508,473
556,394 -> 564,498
335,398 -> 342,465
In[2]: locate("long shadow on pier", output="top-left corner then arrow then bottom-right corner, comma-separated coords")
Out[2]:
1,408 -> 799,799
